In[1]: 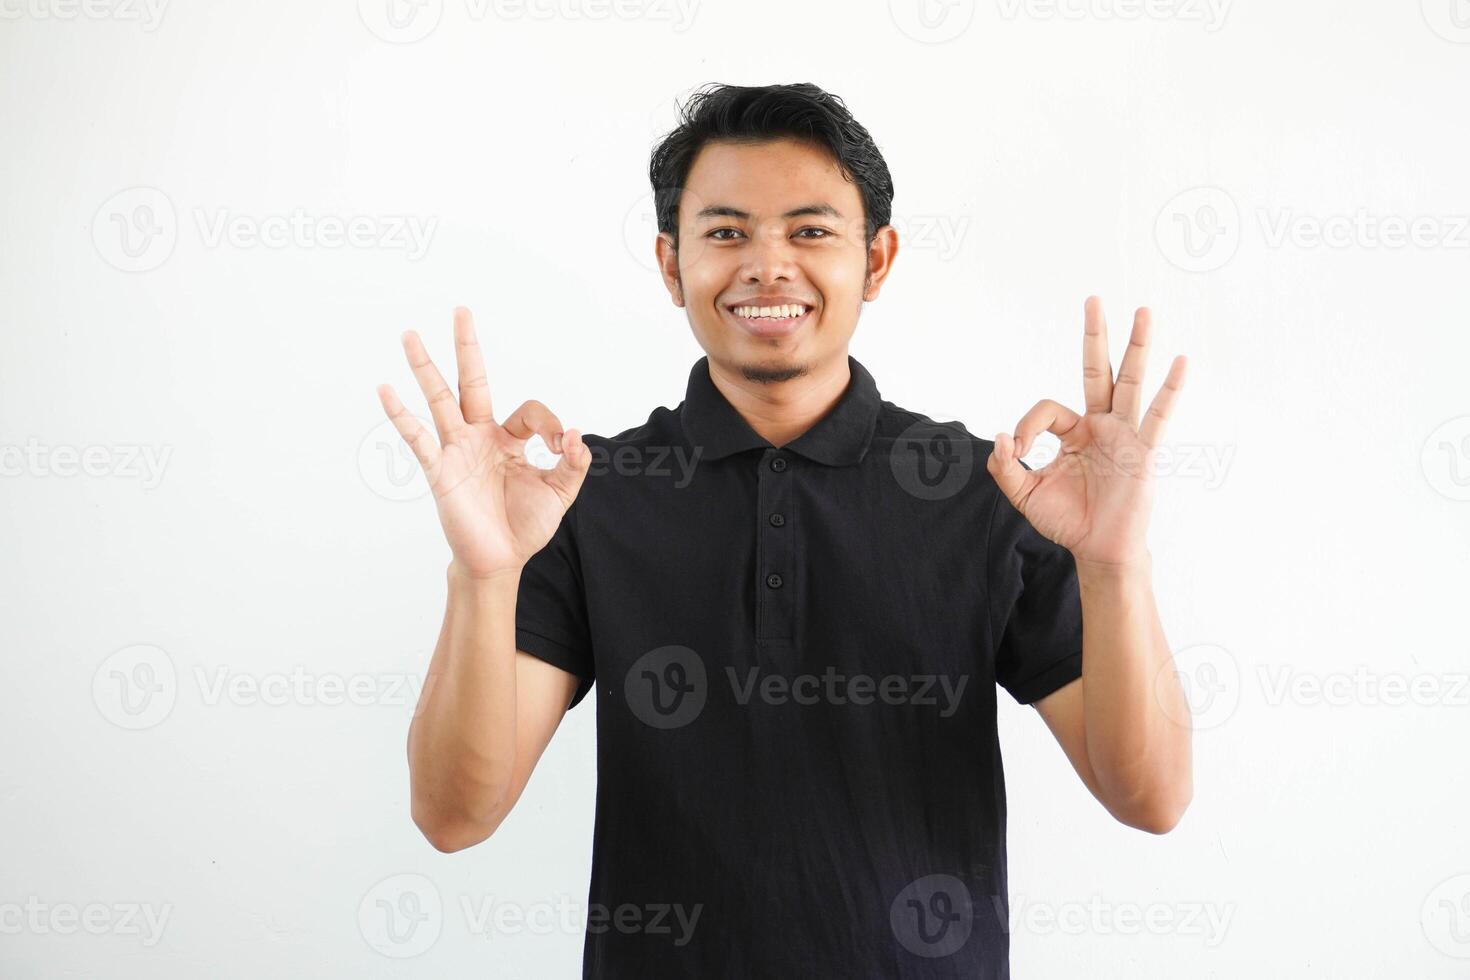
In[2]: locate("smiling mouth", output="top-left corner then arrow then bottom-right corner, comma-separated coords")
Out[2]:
724,302 -> 814,338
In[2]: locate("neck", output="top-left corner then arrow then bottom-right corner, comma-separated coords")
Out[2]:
706,353 -> 852,448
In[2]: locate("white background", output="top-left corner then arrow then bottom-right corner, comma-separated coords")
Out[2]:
3,0 -> 1469,976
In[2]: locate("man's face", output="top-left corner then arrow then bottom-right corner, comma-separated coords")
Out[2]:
656,138 -> 897,384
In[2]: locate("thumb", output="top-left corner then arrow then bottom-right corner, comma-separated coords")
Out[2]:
542,427 -> 593,509
987,432 -> 1030,509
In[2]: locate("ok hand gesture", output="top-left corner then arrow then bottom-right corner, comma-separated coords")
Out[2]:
377,308 -> 591,579
986,297 -> 1187,567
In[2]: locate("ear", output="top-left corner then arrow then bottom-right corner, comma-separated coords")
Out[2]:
655,232 -> 685,308
862,225 -> 899,302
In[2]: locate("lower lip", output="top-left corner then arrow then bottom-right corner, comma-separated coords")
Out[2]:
726,306 -> 813,339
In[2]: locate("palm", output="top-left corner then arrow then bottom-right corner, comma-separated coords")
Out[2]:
377,308 -> 590,577
987,298 -> 1187,567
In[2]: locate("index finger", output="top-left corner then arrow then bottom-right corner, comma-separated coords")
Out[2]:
1083,296 -> 1114,414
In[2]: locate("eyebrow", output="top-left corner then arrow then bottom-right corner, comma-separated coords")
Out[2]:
693,203 -> 844,221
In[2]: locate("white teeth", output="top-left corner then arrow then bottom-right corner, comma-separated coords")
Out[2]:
734,304 -> 807,319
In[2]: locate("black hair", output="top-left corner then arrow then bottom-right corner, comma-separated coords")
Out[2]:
648,82 -> 895,251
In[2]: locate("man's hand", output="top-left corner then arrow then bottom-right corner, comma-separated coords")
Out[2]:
377,307 -> 592,578
986,296 -> 1187,567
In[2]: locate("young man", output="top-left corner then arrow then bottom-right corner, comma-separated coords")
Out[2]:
378,82 -> 1192,978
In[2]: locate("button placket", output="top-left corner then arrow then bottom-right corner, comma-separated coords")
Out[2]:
757,448 -> 795,644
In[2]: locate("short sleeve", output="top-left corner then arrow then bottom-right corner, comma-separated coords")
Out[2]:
515,504 -> 596,709
988,487 -> 1084,706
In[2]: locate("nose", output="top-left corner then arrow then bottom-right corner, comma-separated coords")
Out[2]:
739,221 -> 798,284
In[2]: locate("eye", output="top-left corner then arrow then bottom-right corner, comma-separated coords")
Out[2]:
707,227 -> 743,241
797,227 -> 833,239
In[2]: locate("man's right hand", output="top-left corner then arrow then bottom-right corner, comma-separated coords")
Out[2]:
376,307 -> 592,578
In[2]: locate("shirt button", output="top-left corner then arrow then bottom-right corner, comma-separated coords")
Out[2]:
768,513 -> 785,527
765,573 -> 784,589
770,456 -> 788,472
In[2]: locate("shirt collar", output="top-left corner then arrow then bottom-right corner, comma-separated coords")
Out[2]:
679,354 -> 882,466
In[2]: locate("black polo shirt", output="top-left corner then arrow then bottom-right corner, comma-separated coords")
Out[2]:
514,354 -> 1084,979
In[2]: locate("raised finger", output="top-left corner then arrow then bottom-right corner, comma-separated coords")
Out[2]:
501,399 -> 567,453
1111,307 -> 1152,426
1013,398 -> 1084,458
377,383 -> 441,475
453,307 -> 494,424
402,329 -> 465,444
1083,296 -> 1114,414
1139,355 -> 1188,449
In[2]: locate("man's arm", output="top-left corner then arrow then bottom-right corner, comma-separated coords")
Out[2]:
406,564 -> 581,853
1031,554 -> 1192,834
376,306 -> 592,853
987,296 -> 1193,835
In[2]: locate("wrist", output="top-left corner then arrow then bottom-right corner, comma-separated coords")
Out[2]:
447,560 -> 523,591
1073,550 -> 1153,589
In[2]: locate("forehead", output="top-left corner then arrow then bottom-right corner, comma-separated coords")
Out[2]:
680,138 -> 860,222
